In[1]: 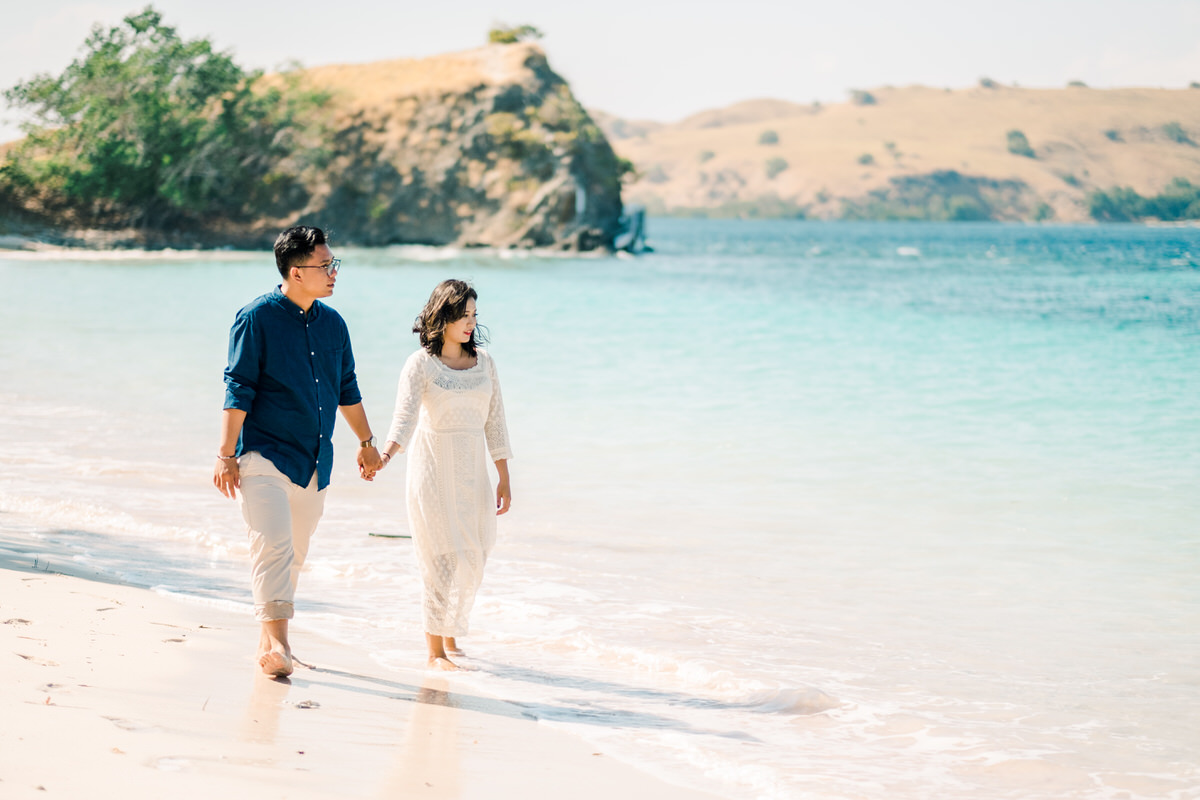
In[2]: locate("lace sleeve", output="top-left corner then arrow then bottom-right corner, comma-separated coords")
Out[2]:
483,352 -> 513,461
386,351 -> 428,453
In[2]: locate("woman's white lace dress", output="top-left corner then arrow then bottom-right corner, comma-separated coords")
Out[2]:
386,348 -> 512,637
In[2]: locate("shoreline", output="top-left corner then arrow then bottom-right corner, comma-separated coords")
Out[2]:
0,532 -> 718,799
4,218 -> 1200,259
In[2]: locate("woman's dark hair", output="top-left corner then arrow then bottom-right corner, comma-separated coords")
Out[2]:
414,279 -> 489,357
273,225 -> 327,279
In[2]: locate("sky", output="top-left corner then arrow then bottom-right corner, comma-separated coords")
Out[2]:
2,0 -> 1198,142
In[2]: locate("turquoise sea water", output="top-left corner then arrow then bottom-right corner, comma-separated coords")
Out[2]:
2,220 -> 1198,798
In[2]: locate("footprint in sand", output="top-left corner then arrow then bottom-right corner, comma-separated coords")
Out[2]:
15,653 -> 59,667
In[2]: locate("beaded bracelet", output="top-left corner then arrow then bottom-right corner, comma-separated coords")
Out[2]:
217,455 -> 238,460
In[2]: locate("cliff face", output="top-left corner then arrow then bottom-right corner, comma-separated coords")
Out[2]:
297,43 -> 624,250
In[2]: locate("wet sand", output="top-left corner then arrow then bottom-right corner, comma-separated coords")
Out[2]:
0,538 -> 718,799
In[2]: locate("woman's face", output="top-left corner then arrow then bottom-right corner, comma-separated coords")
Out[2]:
444,298 -> 477,346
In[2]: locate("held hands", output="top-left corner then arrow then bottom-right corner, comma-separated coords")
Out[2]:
358,446 -> 384,481
214,457 -> 240,499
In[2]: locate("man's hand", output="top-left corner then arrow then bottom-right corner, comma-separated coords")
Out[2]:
358,446 -> 383,481
214,457 -> 240,499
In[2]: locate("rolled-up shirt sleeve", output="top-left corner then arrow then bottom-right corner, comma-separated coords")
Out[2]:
223,311 -> 260,411
338,327 -> 363,407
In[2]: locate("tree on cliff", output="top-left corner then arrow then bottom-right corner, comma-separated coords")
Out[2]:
488,24 -> 544,44
1,6 -> 327,229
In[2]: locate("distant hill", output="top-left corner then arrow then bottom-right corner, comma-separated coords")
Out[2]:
592,85 -> 1200,221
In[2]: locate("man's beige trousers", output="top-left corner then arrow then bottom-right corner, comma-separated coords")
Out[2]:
238,451 -> 326,621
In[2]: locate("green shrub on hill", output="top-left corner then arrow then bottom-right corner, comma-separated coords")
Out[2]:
616,157 -> 638,183
1162,121 -> 1193,145
1,7 -> 327,229
841,170 -> 1029,221
758,130 -> 779,145
858,153 -> 875,166
1104,129 -> 1123,142
765,157 -> 789,179
486,111 -> 551,162
1006,129 -> 1036,157
1087,187 -> 1143,221
665,193 -> 807,219
1089,178 -> 1200,221
643,165 -> 669,184
850,90 -> 877,106
488,24 -> 543,44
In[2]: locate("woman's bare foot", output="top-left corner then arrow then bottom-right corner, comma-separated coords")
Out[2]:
425,633 -> 471,670
427,655 -> 460,671
259,649 -> 293,677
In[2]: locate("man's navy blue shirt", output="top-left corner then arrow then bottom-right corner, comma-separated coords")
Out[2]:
223,287 -> 362,491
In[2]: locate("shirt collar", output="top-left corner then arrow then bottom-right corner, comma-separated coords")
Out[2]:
271,285 -> 322,320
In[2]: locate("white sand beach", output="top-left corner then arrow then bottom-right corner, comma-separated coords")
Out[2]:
0,537 -> 718,799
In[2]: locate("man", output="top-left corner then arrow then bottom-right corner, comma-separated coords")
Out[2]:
213,225 -> 383,678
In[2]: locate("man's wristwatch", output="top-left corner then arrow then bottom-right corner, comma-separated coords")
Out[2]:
360,436 -> 377,448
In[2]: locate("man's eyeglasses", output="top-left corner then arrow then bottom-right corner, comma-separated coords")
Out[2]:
295,258 -> 341,277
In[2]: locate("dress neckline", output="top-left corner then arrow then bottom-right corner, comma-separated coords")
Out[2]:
429,351 -> 480,372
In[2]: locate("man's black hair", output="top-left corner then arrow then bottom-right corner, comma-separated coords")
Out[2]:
273,225 -> 327,279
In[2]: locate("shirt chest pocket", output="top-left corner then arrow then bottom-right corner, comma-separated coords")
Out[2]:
311,346 -> 344,384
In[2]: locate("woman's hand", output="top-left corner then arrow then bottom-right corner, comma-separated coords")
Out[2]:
496,479 -> 511,515
494,459 -> 510,515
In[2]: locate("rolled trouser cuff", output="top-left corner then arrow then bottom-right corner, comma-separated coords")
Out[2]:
256,600 -> 295,622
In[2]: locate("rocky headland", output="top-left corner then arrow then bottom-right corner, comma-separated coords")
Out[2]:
0,43 -> 627,251
294,43 -> 625,249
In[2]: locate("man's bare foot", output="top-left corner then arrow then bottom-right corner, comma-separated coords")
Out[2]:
259,649 -> 293,677
427,655 -> 460,671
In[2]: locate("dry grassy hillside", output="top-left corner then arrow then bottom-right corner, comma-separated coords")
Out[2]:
596,85 -> 1200,221
301,45 -> 545,111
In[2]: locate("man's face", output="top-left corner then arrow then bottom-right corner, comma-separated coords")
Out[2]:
290,244 -> 338,298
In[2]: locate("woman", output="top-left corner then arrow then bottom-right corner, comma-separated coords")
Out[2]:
381,279 -> 512,670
